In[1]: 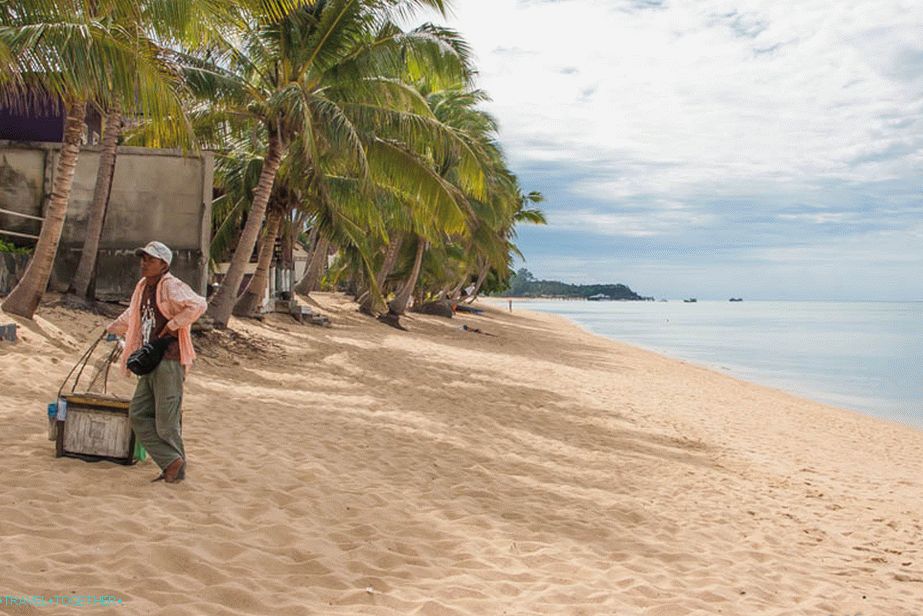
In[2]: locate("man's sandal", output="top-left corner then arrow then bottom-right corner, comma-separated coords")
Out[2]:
163,458 -> 186,484
151,458 -> 185,483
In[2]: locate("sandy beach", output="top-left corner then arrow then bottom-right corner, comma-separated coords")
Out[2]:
1,293 -> 921,615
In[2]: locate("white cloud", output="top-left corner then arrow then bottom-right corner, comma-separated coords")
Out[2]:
441,0 -> 922,192
415,0 -> 923,297
549,203 -> 718,237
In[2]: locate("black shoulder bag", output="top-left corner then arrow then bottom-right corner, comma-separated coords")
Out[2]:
127,335 -> 177,376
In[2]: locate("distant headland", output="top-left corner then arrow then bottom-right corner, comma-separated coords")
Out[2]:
494,269 -> 652,301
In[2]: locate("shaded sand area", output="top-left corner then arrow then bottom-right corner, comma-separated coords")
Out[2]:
1,293 -> 922,615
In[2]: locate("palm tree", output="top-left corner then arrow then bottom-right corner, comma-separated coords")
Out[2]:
382,85 -> 498,316
380,84 -> 547,311
232,152 -> 318,316
69,3 -> 219,301
233,205 -> 284,316
185,0 -> 472,328
460,186 -> 546,303
319,73 -> 546,317
0,0 -> 188,318
67,104 -> 121,301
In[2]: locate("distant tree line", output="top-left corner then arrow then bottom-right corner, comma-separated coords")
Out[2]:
494,269 -> 651,300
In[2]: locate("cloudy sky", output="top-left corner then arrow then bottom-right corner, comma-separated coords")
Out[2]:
427,0 -> 923,300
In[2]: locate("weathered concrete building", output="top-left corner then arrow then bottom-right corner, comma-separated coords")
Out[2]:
0,140 -> 212,299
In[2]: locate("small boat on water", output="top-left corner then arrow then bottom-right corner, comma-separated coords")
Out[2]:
729,298 -> 743,302
683,298 -> 697,303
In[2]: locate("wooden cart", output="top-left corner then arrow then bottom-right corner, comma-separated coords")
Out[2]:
52,335 -> 139,465
55,393 -> 136,465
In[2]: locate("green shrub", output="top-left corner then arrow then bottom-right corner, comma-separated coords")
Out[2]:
0,238 -> 33,255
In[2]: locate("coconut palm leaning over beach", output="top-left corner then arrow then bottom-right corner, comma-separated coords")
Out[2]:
0,0 -> 543,326
187,0 -> 476,328
334,82 -> 547,318
68,1 -> 254,303
0,0 -> 189,318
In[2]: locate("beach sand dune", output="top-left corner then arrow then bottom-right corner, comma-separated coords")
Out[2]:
1,293 -> 921,615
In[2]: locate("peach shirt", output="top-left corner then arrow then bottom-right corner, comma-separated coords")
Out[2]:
108,273 -> 207,374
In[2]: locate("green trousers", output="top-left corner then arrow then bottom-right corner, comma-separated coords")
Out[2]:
129,359 -> 185,475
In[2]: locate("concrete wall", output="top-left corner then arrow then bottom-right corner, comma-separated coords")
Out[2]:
0,141 -> 212,300
0,147 -> 46,239
0,253 -> 30,295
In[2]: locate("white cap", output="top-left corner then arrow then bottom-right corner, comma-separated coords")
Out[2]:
134,241 -> 173,266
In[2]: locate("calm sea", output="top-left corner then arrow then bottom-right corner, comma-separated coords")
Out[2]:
501,300 -> 923,427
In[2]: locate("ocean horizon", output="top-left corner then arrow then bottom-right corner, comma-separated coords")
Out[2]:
489,298 -> 923,428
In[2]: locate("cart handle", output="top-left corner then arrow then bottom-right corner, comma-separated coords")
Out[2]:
56,331 -> 121,400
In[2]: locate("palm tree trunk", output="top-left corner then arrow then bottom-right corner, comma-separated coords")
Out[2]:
233,209 -> 282,317
297,224 -> 318,280
465,262 -> 491,303
293,235 -> 329,295
208,132 -> 283,327
376,231 -> 404,290
448,276 -> 468,300
360,230 -> 403,314
388,237 -> 426,316
2,101 -> 87,318
69,105 -> 122,300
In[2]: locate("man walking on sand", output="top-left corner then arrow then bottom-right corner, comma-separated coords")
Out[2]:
107,241 -> 206,484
